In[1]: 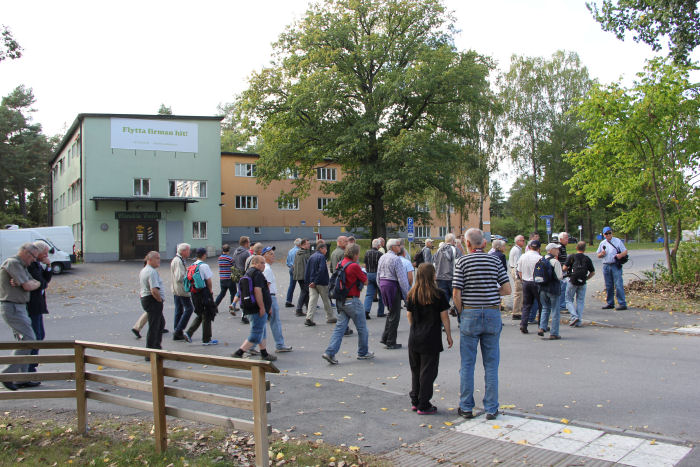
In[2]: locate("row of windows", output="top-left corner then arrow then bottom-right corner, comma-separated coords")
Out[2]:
132,179 -> 208,198
234,163 -> 337,182
51,141 -> 80,182
53,178 -> 81,213
222,225 -> 330,235
235,196 -> 335,211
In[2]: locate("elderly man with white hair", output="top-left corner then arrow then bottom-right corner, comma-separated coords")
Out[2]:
171,242 -> 193,341
433,233 -> 461,304
508,235 -> 525,320
25,241 -> 53,375
556,232 -> 570,311
377,238 -> 410,349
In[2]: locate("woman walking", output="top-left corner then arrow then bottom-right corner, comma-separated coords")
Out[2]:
406,263 -> 453,414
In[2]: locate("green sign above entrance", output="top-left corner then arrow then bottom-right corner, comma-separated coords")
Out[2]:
115,211 -> 161,220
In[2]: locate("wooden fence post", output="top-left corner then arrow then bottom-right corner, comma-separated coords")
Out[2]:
251,366 -> 269,467
150,352 -> 167,453
74,344 -> 87,433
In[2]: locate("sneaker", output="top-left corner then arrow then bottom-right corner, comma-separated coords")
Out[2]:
569,317 -> 579,327
537,329 -> 545,337
305,319 -> 316,327
344,328 -> 354,336
2,382 -> 17,391
173,333 -> 185,341
285,302 -> 295,308
384,343 -> 402,349
365,313 -> 371,320
246,348 -> 260,356
322,353 -> 338,365
520,327 -> 528,334
241,316 -> 250,324
161,328 -> 169,334
411,405 -> 418,411
276,345 -> 293,353
602,304 -> 615,309
295,310 -> 305,317
548,335 -> 561,340
326,318 -> 338,324
131,328 -> 142,339
457,408 -> 474,419
183,331 -> 192,343
203,339 -> 219,346
417,405 -> 437,415
485,412 -> 498,420
615,305 -> 627,310
357,352 -> 374,360
261,353 -> 277,362
511,314 -> 521,320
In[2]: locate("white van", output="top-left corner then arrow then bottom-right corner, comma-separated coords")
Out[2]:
0,229 -> 72,274
27,226 -> 76,262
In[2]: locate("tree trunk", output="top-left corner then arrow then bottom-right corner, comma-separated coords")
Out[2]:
371,185 -> 386,240
18,187 -> 27,217
586,205 -> 593,245
530,134 -> 539,233
478,191 -> 484,231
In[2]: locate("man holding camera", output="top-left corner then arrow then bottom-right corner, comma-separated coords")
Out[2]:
596,226 -> 628,310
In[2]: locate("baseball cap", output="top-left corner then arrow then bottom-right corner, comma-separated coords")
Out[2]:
529,239 -> 541,249
261,246 -> 276,255
602,226 -> 612,234
545,243 -> 560,253
195,247 -> 207,257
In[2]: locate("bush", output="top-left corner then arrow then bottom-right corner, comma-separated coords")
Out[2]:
673,241 -> 700,285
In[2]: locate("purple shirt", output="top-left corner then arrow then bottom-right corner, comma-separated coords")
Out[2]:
377,250 -> 410,299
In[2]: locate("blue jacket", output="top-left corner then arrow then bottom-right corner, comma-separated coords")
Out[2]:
305,250 -> 330,286
286,246 -> 299,268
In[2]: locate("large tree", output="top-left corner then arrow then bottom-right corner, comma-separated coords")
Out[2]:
1,25 -> 22,63
230,0 -> 493,238
567,58 -> 700,276
587,0 -> 700,65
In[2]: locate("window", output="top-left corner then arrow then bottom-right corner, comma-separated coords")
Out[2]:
67,148 -> 71,168
416,203 -> 430,213
439,226 -> 448,238
415,226 -> 430,238
254,227 -> 262,234
317,197 -> 334,210
59,159 -> 64,175
284,227 -> 291,234
53,199 -> 58,213
221,227 -> 230,235
133,178 -> 150,197
278,198 -> 300,210
169,180 -> 207,198
313,226 -> 320,233
235,163 -> 256,177
316,167 -> 336,181
60,193 -> 66,210
192,221 -> 207,239
235,195 -> 258,210
285,168 -> 299,179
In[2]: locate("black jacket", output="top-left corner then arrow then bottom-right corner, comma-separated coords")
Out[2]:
27,261 -> 52,316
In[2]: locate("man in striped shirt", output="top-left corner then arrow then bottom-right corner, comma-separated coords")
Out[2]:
363,238 -> 384,318
215,244 -> 236,313
452,228 -> 511,420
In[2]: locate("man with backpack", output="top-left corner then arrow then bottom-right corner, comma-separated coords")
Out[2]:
231,237 -> 252,324
537,243 -> 564,340
412,238 -> 433,267
184,248 -> 218,345
171,243 -> 193,341
322,244 -> 372,364
516,240 -> 542,334
565,241 -> 596,327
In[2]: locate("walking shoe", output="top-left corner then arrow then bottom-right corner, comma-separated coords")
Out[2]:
569,317 -> 579,326
511,314 -> 521,320
183,331 -> 192,343
365,313 -> 371,320
548,335 -> 561,340
246,348 -> 260,356
602,304 -> 615,309
229,308 -> 237,316
305,319 -> 316,326
2,382 -> 17,391
203,339 -> 219,346
173,333 -> 185,341
537,329 -> 545,337
261,353 -> 277,362
357,352 -> 374,360
275,345 -> 293,353
327,318 -> 338,324
377,314 -> 386,318
411,405 -> 418,412
384,343 -> 402,349
520,326 -> 528,334
344,328 -> 354,336
457,408 -> 474,419
131,328 -> 141,339
161,328 -> 169,334
295,310 -> 305,317
616,305 -> 628,310
17,381 -> 40,388
417,405 -> 437,415
485,412 -> 498,420
285,302 -> 295,308
241,316 -> 250,324
322,353 -> 338,365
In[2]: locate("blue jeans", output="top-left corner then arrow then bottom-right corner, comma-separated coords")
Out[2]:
246,312 -> 268,345
459,307 -> 501,414
539,289 -> 560,336
565,282 -> 586,323
267,297 -> 286,349
559,279 -> 568,310
364,272 -> 384,316
437,280 -> 452,303
285,267 -> 296,303
28,313 -> 46,372
325,297 -> 369,358
173,295 -> 194,335
529,295 -> 540,323
603,263 -> 626,307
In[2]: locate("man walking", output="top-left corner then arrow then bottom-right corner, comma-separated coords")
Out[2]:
285,238 -> 301,307
508,235 -> 525,320
293,239 -> 312,317
378,238 -> 410,349
556,232 -> 570,311
538,243 -> 563,340
330,236 -> 348,273
139,251 -> 165,355
597,226 -> 628,310
0,243 -> 41,390
185,248 -> 219,345
26,241 -> 52,373
363,239 -> 384,318
516,240 -> 542,334
565,241 -> 595,327
304,243 -> 335,326
261,246 -> 293,352
171,243 -> 194,341
453,229 -> 510,420
214,244 -> 236,313
232,237 -> 252,323
433,233 -> 460,303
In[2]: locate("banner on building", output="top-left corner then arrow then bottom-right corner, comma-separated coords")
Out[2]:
110,118 -> 198,153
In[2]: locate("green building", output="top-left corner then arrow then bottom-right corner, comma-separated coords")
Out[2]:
50,114 -> 223,262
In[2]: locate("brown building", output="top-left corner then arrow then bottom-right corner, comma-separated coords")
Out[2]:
220,152 -> 490,243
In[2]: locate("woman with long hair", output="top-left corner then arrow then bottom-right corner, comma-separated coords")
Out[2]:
406,263 -> 453,414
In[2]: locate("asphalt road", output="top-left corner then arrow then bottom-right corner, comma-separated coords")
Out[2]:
0,248 -> 698,454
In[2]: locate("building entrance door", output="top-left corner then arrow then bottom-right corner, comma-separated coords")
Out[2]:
118,220 -> 159,260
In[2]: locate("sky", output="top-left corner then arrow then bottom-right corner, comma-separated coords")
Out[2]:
2,0 -> 698,189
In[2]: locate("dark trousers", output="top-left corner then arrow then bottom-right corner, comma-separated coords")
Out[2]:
140,295 -> 164,350
215,279 -> 236,307
188,290 -> 214,343
28,313 -> 46,372
409,349 -> 440,410
296,280 -> 309,311
520,281 -> 539,328
437,279 -> 453,303
381,288 -> 402,346
173,295 -> 194,336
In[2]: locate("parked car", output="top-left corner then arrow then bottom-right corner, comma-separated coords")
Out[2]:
491,234 -> 508,243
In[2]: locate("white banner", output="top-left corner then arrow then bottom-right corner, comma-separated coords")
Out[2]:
110,118 -> 198,152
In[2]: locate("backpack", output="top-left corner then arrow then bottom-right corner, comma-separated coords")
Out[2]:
183,263 -> 206,293
534,255 -> 558,292
329,261 -> 362,301
413,248 -> 426,267
569,254 -> 589,286
238,270 -> 258,314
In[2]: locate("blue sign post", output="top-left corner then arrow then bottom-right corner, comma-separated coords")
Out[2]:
407,217 -> 414,241
539,215 -> 554,238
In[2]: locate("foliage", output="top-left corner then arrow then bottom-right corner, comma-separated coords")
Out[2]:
587,0 -> 700,65
229,0 -> 494,238
0,25 -> 22,62
663,241 -> 700,285
157,103 -> 172,115
567,58 -> 700,276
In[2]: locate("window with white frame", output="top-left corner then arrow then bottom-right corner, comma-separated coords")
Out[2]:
439,226 -> 448,238
254,227 -> 262,234
285,168 -> 299,179
192,221 -> 207,239
169,180 -> 207,198
317,197 -> 334,210
59,159 -> 64,175
221,227 -> 230,235
316,167 -> 336,181
235,163 -> 256,177
284,227 -> 291,234
278,198 -> 300,210
235,195 -> 258,210
416,203 -> 430,212
133,178 -> 150,197
415,226 -> 430,238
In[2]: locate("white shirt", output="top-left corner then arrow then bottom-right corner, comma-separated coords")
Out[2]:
596,237 -> 627,264
517,249 -> 542,282
399,255 -> 414,287
508,245 -> 522,269
195,260 -> 213,281
263,263 -> 277,295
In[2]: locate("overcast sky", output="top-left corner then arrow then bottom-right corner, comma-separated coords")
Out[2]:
3,0 -> 697,189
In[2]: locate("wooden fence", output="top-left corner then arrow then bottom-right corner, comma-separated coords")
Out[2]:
0,340 -> 279,467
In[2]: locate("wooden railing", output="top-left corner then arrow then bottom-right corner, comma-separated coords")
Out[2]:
0,340 -> 279,467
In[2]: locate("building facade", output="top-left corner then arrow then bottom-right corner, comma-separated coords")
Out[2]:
50,114 -> 223,262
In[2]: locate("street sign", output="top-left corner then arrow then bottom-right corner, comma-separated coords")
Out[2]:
407,217 -> 414,240
546,218 -> 552,236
